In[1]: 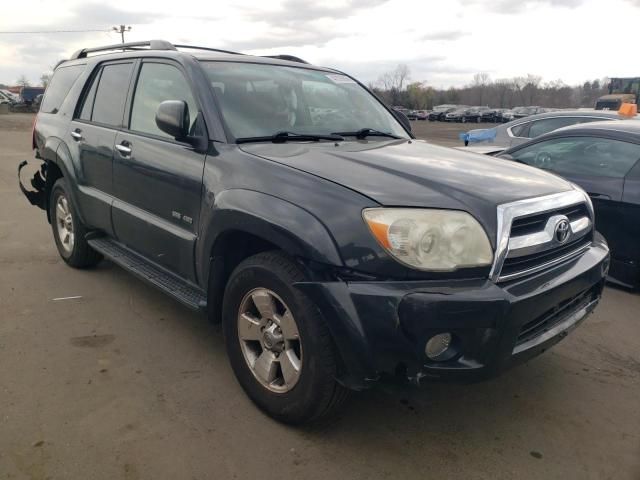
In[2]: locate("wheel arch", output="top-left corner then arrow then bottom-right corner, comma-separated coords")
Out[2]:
199,189 -> 344,323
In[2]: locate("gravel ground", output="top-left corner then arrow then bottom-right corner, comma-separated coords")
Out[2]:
1,113 -> 639,480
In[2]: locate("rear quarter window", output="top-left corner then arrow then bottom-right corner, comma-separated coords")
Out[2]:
40,65 -> 85,114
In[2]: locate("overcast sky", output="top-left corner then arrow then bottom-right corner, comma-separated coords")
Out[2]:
1,0 -> 638,88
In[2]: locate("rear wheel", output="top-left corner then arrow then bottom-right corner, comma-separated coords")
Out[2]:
222,251 -> 350,424
50,179 -> 102,268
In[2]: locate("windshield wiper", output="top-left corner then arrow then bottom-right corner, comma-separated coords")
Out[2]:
236,131 -> 344,144
332,128 -> 402,140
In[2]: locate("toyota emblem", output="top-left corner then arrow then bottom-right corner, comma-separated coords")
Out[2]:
555,219 -> 571,244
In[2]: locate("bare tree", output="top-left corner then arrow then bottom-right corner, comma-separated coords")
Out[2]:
40,73 -> 52,89
393,64 -> 411,92
493,79 -> 513,108
472,72 -> 491,105
17,75 -> 30,88
521,74 -> 542,105
376,64 -> 411,105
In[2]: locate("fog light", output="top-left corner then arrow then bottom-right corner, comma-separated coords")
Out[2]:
425,333 -> 452,360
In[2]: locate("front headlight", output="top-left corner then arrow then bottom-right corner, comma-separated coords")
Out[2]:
363,208 -> 493,271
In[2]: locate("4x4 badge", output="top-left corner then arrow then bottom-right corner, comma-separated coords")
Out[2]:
555,218 -> 571,244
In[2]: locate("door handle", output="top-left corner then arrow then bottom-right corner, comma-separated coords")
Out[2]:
115,143 -> 132,156
70,129 -> 82,141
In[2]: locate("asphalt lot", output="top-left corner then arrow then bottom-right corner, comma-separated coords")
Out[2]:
1,113 -> 639,479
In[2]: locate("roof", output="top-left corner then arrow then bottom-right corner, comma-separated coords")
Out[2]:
555,119 -> 640,135
502,109 -> 636,127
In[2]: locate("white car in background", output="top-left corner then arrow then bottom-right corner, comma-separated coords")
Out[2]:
0,90 -> 18,104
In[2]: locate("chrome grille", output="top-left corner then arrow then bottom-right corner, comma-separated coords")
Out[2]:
490,190 -> 594,283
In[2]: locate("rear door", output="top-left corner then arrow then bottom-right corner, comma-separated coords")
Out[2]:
67,61 -> 135,234
112,59 -> 207,281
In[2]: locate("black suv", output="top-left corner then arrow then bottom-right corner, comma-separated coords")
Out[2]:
20,40 -> 609,424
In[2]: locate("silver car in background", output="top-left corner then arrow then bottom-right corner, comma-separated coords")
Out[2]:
459,109 -> 637,151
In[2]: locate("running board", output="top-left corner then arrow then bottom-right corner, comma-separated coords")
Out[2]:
88,237 -> 207,312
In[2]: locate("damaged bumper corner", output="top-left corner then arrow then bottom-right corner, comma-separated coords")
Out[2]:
18,160 -> 47,210
295,238 -> 609,389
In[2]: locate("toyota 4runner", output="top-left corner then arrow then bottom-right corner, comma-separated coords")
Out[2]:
19,40 -> 609,424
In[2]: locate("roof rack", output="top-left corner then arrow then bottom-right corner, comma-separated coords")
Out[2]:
70,40 -> 176,60
262,55 -> 309,64
69,39 -> 310,65
173,44 -> 244,56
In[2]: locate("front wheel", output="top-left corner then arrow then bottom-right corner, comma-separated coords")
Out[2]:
222,251 -> 350,424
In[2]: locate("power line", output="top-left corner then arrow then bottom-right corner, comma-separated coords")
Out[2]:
0,29 -> 110,34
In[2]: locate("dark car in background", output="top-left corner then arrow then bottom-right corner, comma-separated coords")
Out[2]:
428,104 -> 457,121
444,107 -> 469,122
483,108 -> 507,123
463,106 -> 491,123
498,121 -> 640,288
502,107 -> 545,122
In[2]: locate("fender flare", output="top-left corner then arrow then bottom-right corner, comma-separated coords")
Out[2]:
48,140 -> 88,225
198,189 -> 344,286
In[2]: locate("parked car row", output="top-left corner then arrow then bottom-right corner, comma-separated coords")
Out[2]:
392,104 -> 558,124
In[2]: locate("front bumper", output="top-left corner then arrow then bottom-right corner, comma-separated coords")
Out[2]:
296,237 -> 609,389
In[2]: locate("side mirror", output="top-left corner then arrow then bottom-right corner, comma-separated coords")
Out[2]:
392,110 -> 412,133
155,100 -> 189,140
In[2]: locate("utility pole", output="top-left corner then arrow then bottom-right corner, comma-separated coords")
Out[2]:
112,25 -> 131,43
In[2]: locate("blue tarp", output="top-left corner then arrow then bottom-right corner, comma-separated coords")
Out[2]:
459,128 -> 497,144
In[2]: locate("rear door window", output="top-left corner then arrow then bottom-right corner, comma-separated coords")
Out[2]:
91,63 -> 134,127
528,117 -> 612,138
40,64 -> 84,114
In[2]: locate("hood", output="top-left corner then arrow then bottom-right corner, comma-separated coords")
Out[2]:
239,139 -> 573,234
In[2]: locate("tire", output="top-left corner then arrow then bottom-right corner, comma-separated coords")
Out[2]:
49,178 -> 102,268
222,251 -> 350,424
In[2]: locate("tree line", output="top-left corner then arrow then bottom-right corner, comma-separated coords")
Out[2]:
369,65 -> 609,110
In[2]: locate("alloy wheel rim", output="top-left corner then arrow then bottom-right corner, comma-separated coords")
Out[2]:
55,195 -> 74,255
237,288 -> 302,393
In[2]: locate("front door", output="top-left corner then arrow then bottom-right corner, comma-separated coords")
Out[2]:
112,60 -> 206,282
